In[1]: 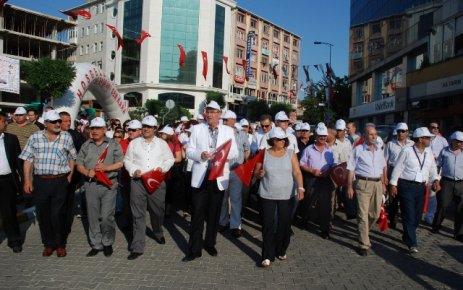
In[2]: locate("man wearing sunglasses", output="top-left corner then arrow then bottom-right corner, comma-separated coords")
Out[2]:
384,122 -> 414,228
124,116 -> 174,260
6,107 -> 40,149
255,114 -> 273,150
19,110 -> 77,257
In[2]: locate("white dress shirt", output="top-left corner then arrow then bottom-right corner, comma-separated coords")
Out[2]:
347,143 -> 386,178
431,135 -> 448,159
384,138 -> 414,167
0,133 -> 12,175
332,137 -> 352,163
124,136 -> 175,177
389,146 -> 439,186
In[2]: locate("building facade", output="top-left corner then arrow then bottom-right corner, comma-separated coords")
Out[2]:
348,0 -> 463,133
0,4 -> 76,109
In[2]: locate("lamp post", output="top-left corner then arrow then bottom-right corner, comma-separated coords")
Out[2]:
314,41 -> 333,66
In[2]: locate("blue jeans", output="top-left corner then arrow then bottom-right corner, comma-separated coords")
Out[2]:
425,194 -> 437,224
398,179 -> 426,248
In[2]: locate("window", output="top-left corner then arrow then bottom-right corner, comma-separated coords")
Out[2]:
99,42 -> 103,52
236,29 -> 245,40
353,43 -> 363,53
273,30 -> 279,39
263,24 -> 269,34
112,8 -> 118,17
353,27 -> 364,41
237,13 -> 244,23
283,49 -> 289,61
79,46 -> 83,55
251,52 -> 257,63
111,50 -> 116,60
272,44 -> 279,58
389,18 -> 402,31
93,43 -> 97,53
292,52 -> 298,63
236,48 -> 244,59
98,4 -> 104,14
251,35 -> 258,46
86,26 -> 90,36
371,22 -> 381,34
261,72 -> 268,83
94,24 -> 98,34
81,27 -> 85,37
97,61 -> 102,69
284,35 -> 289,43
292,39 -> 298,47
100,23 -> 104,33
250,19 -> 257,28
261,56 -> 268,64
85,44 -> 89,54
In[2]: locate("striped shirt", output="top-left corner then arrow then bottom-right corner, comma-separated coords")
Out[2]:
5,122 -> 40,150
19,130 -> 77,175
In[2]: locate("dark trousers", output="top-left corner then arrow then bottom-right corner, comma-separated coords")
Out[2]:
302,175 -> 335,232
261,197 -> 292,261
119,178 -> 133,230
32,176 -> 68,248
0,175 -> 22,248
64,177 -> 79,243
187,179 -> 224,255
387,167 -> 400,225
398,179 -> 426,248
432,179 -> 463,237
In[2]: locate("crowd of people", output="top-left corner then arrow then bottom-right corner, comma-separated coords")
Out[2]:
0,103 -> 462,268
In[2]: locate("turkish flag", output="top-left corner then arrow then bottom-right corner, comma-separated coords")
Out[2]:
376,203 -> 389,231
423,184 -> 429,214
141,170 -> 165,194
328,162 -> 348,187
201,51 -> 208,81
136,30 -> 151,45
105,24 -> 124,50
177,44 -> 186,67
223,56 -> 230,74
242,59 -> 248,81
234,149 -> 264,186
208,139 -> 232,181
354,136 -> 364,147
94,145 -> 113,188
61,10 -> 92,20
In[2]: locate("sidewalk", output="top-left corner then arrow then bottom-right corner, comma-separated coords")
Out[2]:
0,207 -> 461,289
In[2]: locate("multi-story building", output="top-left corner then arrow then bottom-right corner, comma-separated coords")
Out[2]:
68,0 -> 237,114
0,3 -> 76,109
228,7 -> 301,116
348,0 -> 463,132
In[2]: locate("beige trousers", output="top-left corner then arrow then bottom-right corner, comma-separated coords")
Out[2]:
355,179 -> 383,249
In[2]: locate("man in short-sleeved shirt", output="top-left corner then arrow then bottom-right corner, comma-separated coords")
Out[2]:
6,107 -> 40,149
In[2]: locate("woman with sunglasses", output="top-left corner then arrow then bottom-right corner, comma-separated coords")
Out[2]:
254,127 -> 304,268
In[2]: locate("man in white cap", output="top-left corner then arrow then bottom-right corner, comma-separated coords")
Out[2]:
296,123 -> 312,160
390,127 -> 440,254
196,114 -> 205,123
260,111 -> 298,154
347,125 -> 387,256
299,123 -> 337,239
255,114 -> 273,150
183,101 -> 238,261
76,117 -> 124,257
118,120 -> 143,232
432,131 -> 463,242
6,107 -> 40,149
19,110 -> 77,257
219,110 -> 250,237
124,116 -> 175,260
239,118 -> 255,154
332,119 -> 355,219
384,122 -> 414,228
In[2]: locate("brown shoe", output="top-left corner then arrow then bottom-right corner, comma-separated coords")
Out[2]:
56,247 -> 67,257
42,247 -> 54,257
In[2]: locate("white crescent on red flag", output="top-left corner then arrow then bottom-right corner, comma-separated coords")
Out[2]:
105,24 -> 123,50
141,170 -> 165,194
201,51 -> 208,81
135,30 -> 151,45
208,139 -> 232,181
223,56 -> 230,74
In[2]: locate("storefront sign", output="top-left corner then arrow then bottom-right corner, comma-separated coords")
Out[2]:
350,97 -> 396,118
410,73 -> 463,100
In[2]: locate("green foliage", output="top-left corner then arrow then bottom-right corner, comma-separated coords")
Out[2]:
246,100 -> 269,122
144,99 -> 192,125
145,99 -> 163,116
129,107 -> 147,120
206,91 -> 226,108
269,102 -> 292,118
22,58 -> 76,101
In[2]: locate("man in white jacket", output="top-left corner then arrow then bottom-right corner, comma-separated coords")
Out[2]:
183,101 -> 238,262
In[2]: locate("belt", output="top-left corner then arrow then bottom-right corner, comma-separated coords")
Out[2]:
399,178 -> 426,185
36,173 -> 68,180
355,175 -> 381,182
0,173 -> 12,179
442,176 -> 463,183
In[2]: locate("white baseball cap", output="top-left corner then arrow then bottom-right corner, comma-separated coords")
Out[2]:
180,116 -> 189,122
275,111 -> 289,121
316,123 -> 328,136
450,131 -> 463,141
335,119 -> 346,130
412,127 -> 434,138
295,123 -> 302,131
142,115 -> 158,127
159,126 -> 174,135
234,123 -> 242,131
14,107 -> 27,115
127,120 -> 142,130
222,110 -> 237,119
43,110 -> 61,122
396,122 -> 408,131
269,127 -> 288,139
300,122 -> 311,131
89,117 -> 106,128
239,118 -> 249,126
206,101 -> 221,111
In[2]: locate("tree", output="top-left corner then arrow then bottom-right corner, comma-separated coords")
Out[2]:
206,91 -> 226,109
144,99 -> 192,125
246,100 -> 269,121
22,58 -> 76,104
269,102 -> 292,118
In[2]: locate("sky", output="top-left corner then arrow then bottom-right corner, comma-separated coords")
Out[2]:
9,0 -> 350,87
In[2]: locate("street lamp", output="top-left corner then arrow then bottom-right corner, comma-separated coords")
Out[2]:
314,41 -> 334,66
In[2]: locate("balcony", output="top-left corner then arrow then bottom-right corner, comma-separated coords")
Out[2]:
351,52 -> 363,60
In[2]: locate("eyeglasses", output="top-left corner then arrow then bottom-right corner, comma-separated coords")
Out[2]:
142,125 -> 156,129
421,136 -> 432,139
300,130 -> 309,132
274,138 -> 286,141
241,125 -> 249,128
277,120 -> 289,123
113,135 -> 122,139
397,130 -> 408,133
14,114 -> 25,116
430,126 -> 439,129
90,127 -> 104,130
128,128 -> 139,132
47,120 -> 62,124
261,124 -> 271,128
336,129 -> 345,132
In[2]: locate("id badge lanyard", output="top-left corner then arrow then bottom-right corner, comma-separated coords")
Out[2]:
412,146 -> 426,174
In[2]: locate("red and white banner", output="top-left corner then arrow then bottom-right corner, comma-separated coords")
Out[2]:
208,139 -> 232,180
201,51 -> 208,81
105,24 -> 123,50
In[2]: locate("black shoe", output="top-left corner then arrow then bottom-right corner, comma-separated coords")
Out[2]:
103,246 -> 113,257
127,252 -> 142,260
359,249 -> 368,256
204,246 -> 218,256
431,226 -> 440,234
218,224 -> 228,233
230,228 -> 241,238
320,231 -> 331,240
154,236 -> 166,245
182,252 -> 202,262
86,249 -> 100,257
12,245 -> 22,253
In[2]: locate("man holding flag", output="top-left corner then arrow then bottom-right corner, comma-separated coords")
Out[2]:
183,101 -> 238,262
76,117 -> 124,257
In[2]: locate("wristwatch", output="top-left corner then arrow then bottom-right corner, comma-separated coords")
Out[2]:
298,187 -> 305,192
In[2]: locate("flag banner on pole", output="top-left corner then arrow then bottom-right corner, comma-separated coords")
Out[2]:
177,44 -> 186,67
208,139 -> 232,181
201,51 -> 208,81
234,149 -> 265,186
223,56 -> 230,74
105,24 -> 123,50
136,30 -> 151,45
